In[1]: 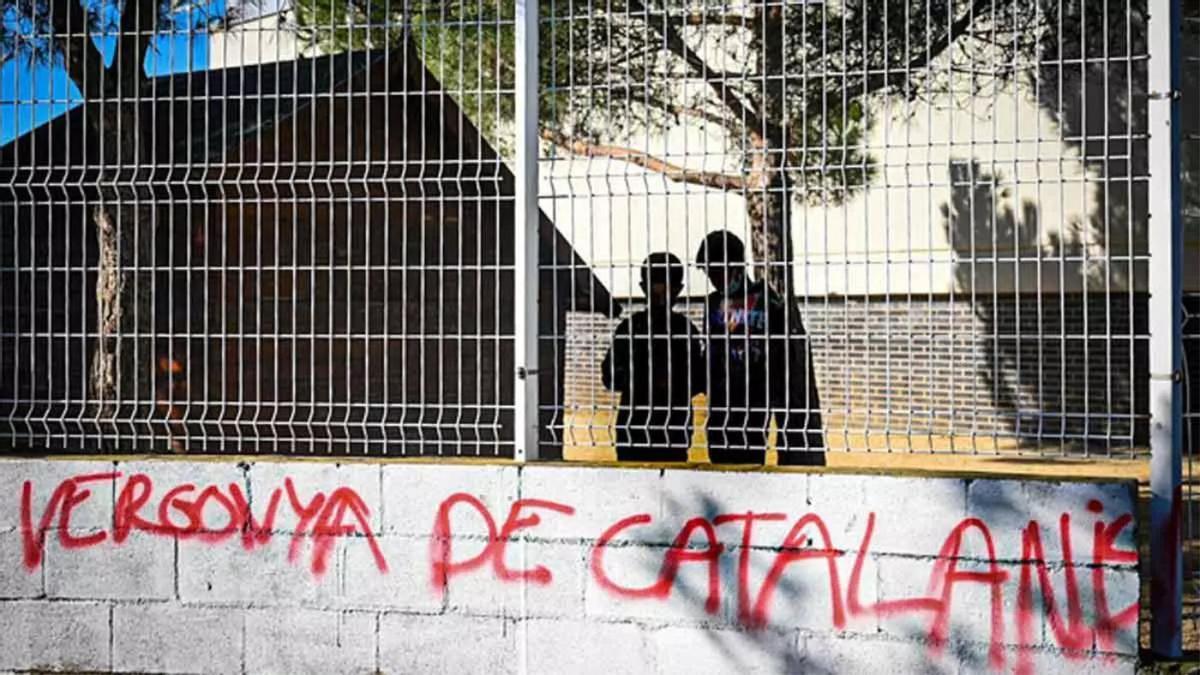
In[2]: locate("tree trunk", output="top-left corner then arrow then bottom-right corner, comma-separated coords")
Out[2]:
88,102 -> 155,442
747,2 -> 793,298
745,170 -> 792,297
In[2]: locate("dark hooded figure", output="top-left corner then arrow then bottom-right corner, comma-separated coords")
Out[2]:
602,252 -> 706,462
695,231 -> 825,465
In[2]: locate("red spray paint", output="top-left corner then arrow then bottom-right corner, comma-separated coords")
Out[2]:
19,472 -> 1142,673
22,471 -> 386,579
429,493 -> 575,597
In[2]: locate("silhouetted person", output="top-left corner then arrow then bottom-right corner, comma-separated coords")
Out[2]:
602,252 -> 705,462
696,232 -> 825,465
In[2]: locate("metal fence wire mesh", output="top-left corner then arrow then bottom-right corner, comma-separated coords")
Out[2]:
1181,0 -> 1199,647
0,0 -> 1191,463
541,0 -> 1165,462
0,3 -> 529,454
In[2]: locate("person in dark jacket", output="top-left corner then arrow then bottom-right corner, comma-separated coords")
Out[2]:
695,231 -> 825,465
602,252 -> 706,462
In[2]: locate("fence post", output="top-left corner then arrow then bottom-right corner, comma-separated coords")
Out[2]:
1147,0 -> 1184,658
514,0 -> 540,463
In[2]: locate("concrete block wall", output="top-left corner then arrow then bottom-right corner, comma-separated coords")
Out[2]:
0,457 -> 1139,673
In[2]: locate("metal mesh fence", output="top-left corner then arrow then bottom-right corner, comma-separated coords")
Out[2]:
0,0 -> 1194,653
1181,0 -> 1199,650
539,0 -> 1160,462
0,0 -> 1187,464
0,2 -> 524,455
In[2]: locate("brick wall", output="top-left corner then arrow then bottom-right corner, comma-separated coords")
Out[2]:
0,457 -> 1139,673
562,293 -> 1171,451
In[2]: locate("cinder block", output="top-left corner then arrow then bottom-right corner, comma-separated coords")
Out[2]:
1073,567 -> 1140,656
801,635 -> 957,675
876,555 -> 1029,649
0,600 -> 110,671
660,470 -> 807,547
735,547 -> 857,633
46,530 -> 174,600
245,608 -> 375,674
585,541 -> 729,625
0,530 -> 42,598
378,612 -> 516,674
248,461 -> 383,534
524,618 -> 653,675
520,465 -> 663,543
113,460 -> 248,537
113,603 -> 243,674
339,535 -> 442,612
381,464 -> 517,537
178,534 -> 339,607
1096,568 -> 1139,656
806,473 -> 869,541
840,550 -> 882,634
968,479 -> 1137,564
963,479 -> 1028,562
0,459 -> 117,532
445,541 -> 586,619
860,477 -> 967,557
1002,561 -> 1140,656
999,646 -> 1136,675
653,625 -> 802,675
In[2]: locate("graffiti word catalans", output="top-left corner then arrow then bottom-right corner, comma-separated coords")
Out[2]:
19,473 -> 1136,675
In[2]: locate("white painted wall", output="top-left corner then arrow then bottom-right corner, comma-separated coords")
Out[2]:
207,10 -> 311,70
539,75 -> 1172,299
204,14 -> 1197,299
0,457 -> 1140,673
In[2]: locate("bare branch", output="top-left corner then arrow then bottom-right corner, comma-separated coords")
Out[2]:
611,87 -> 741,132
638,11 -> 756,28
541,128 -> 749,192
626,0 -> 768,145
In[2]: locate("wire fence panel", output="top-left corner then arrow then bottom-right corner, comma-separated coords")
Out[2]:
537,0 -> 1170,463
0,0 -> 1191,466
1180,0 -> 1199,650
0,3 -> 528,455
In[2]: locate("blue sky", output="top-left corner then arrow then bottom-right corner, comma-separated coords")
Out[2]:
0,0 -> 230,144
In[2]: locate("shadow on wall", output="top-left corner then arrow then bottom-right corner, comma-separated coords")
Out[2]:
940,159 -> 1148,449
638,488 -> 1032,672
937,1 -> 1200,451
654,493 -> 810,673
643,487 -> 1046,672
1033,0 -> 1200,288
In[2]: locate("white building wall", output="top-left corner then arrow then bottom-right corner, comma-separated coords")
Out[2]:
205,16 -> 1196,299
207,11 -> 310,70
542,78 -> 1194,299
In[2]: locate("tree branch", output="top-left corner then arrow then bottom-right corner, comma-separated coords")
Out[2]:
639,11 -> 756,28
114,0 -> 158,96
626,0 -> 768,145
49,0 -> 107,99
611,87 -> 741,132
541,128 -> 748,192
844,0 -> 995,102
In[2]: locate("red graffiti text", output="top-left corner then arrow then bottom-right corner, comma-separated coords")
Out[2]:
20,471 -> 387,578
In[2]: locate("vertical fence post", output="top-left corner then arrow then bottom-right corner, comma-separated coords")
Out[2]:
514,0 -> 540,462
1147,0 -> 1184,658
